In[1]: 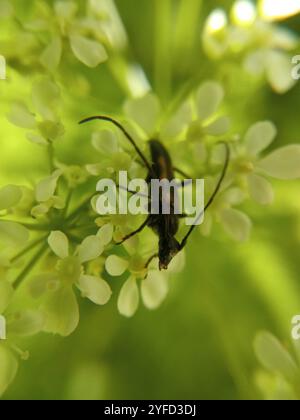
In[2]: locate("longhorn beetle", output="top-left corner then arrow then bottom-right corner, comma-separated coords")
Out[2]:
79,116 -> 230,270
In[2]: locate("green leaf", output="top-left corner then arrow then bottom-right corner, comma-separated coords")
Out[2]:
70,35 -> 108,68
0,345 -> 18,397
254,332 -> 300,384
77,275 -> 112,305
0,185 -> 22,210
42,286 -> 79,337
258,145 -> 300,180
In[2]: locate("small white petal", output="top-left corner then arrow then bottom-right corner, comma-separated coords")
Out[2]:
78,236 -> 104,263
70,36 -> 108,68
0,345 -> 18,397
244,50 -> 265,76
78,275 -> 112,305
118,277 -> 139,317
36,170 -> 62,202
204,116 -> 230,136
247,174 -> 274,205
245,121 -> 277,156
8,310 -> 44,336
266,51 -> 296,94
141,271 -> 168,310
40,36 -> 62,71
196,81 -> 224,121
220,208 -> 252,242
7,103 -> 36,129
97,223 -> 114,246
254,332 -> 299,384
32,79 -> 60,120
105,255 -> 129,276
258,145 -> 300,180
26,132 -> 49,146
124,93 -> 161,136
161,100 -> 193,139
42,286 -> 79,337
48,231 -> 69,259
223,188 -> 246,206
92,130 -> 118,154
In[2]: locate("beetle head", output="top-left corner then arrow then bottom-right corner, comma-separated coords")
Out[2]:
158,237 -> 181,270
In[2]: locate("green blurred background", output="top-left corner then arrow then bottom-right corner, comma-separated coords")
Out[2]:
1,0 -> 300,400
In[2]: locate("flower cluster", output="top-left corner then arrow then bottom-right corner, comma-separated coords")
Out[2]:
1,0 -> 300,399
202,0 -> 299,93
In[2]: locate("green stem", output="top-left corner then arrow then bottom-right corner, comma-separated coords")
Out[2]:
63,190 -> 73,219
66,194 -> 95,224
13,243 -> 48,290
173,0 -> 203,69
0,219 -> 50,231
11,235 -> 47,263
154,0 -> 172,103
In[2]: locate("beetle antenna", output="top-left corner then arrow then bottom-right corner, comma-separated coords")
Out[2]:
79,115 -> 153,174
179,142 -> 230,249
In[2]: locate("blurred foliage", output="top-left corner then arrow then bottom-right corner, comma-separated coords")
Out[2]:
1,0 -> 300,400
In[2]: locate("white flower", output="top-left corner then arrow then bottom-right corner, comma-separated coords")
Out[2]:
234,121 -> 300,205
86,129 -> 132,176
7,79 -> 64,146
28,1 -> 108,70
31,170 -> 65,218
105,241 -> 185,317
29,231 -> 111,336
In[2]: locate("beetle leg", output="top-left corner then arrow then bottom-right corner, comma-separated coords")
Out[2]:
115,216 -> 151,245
